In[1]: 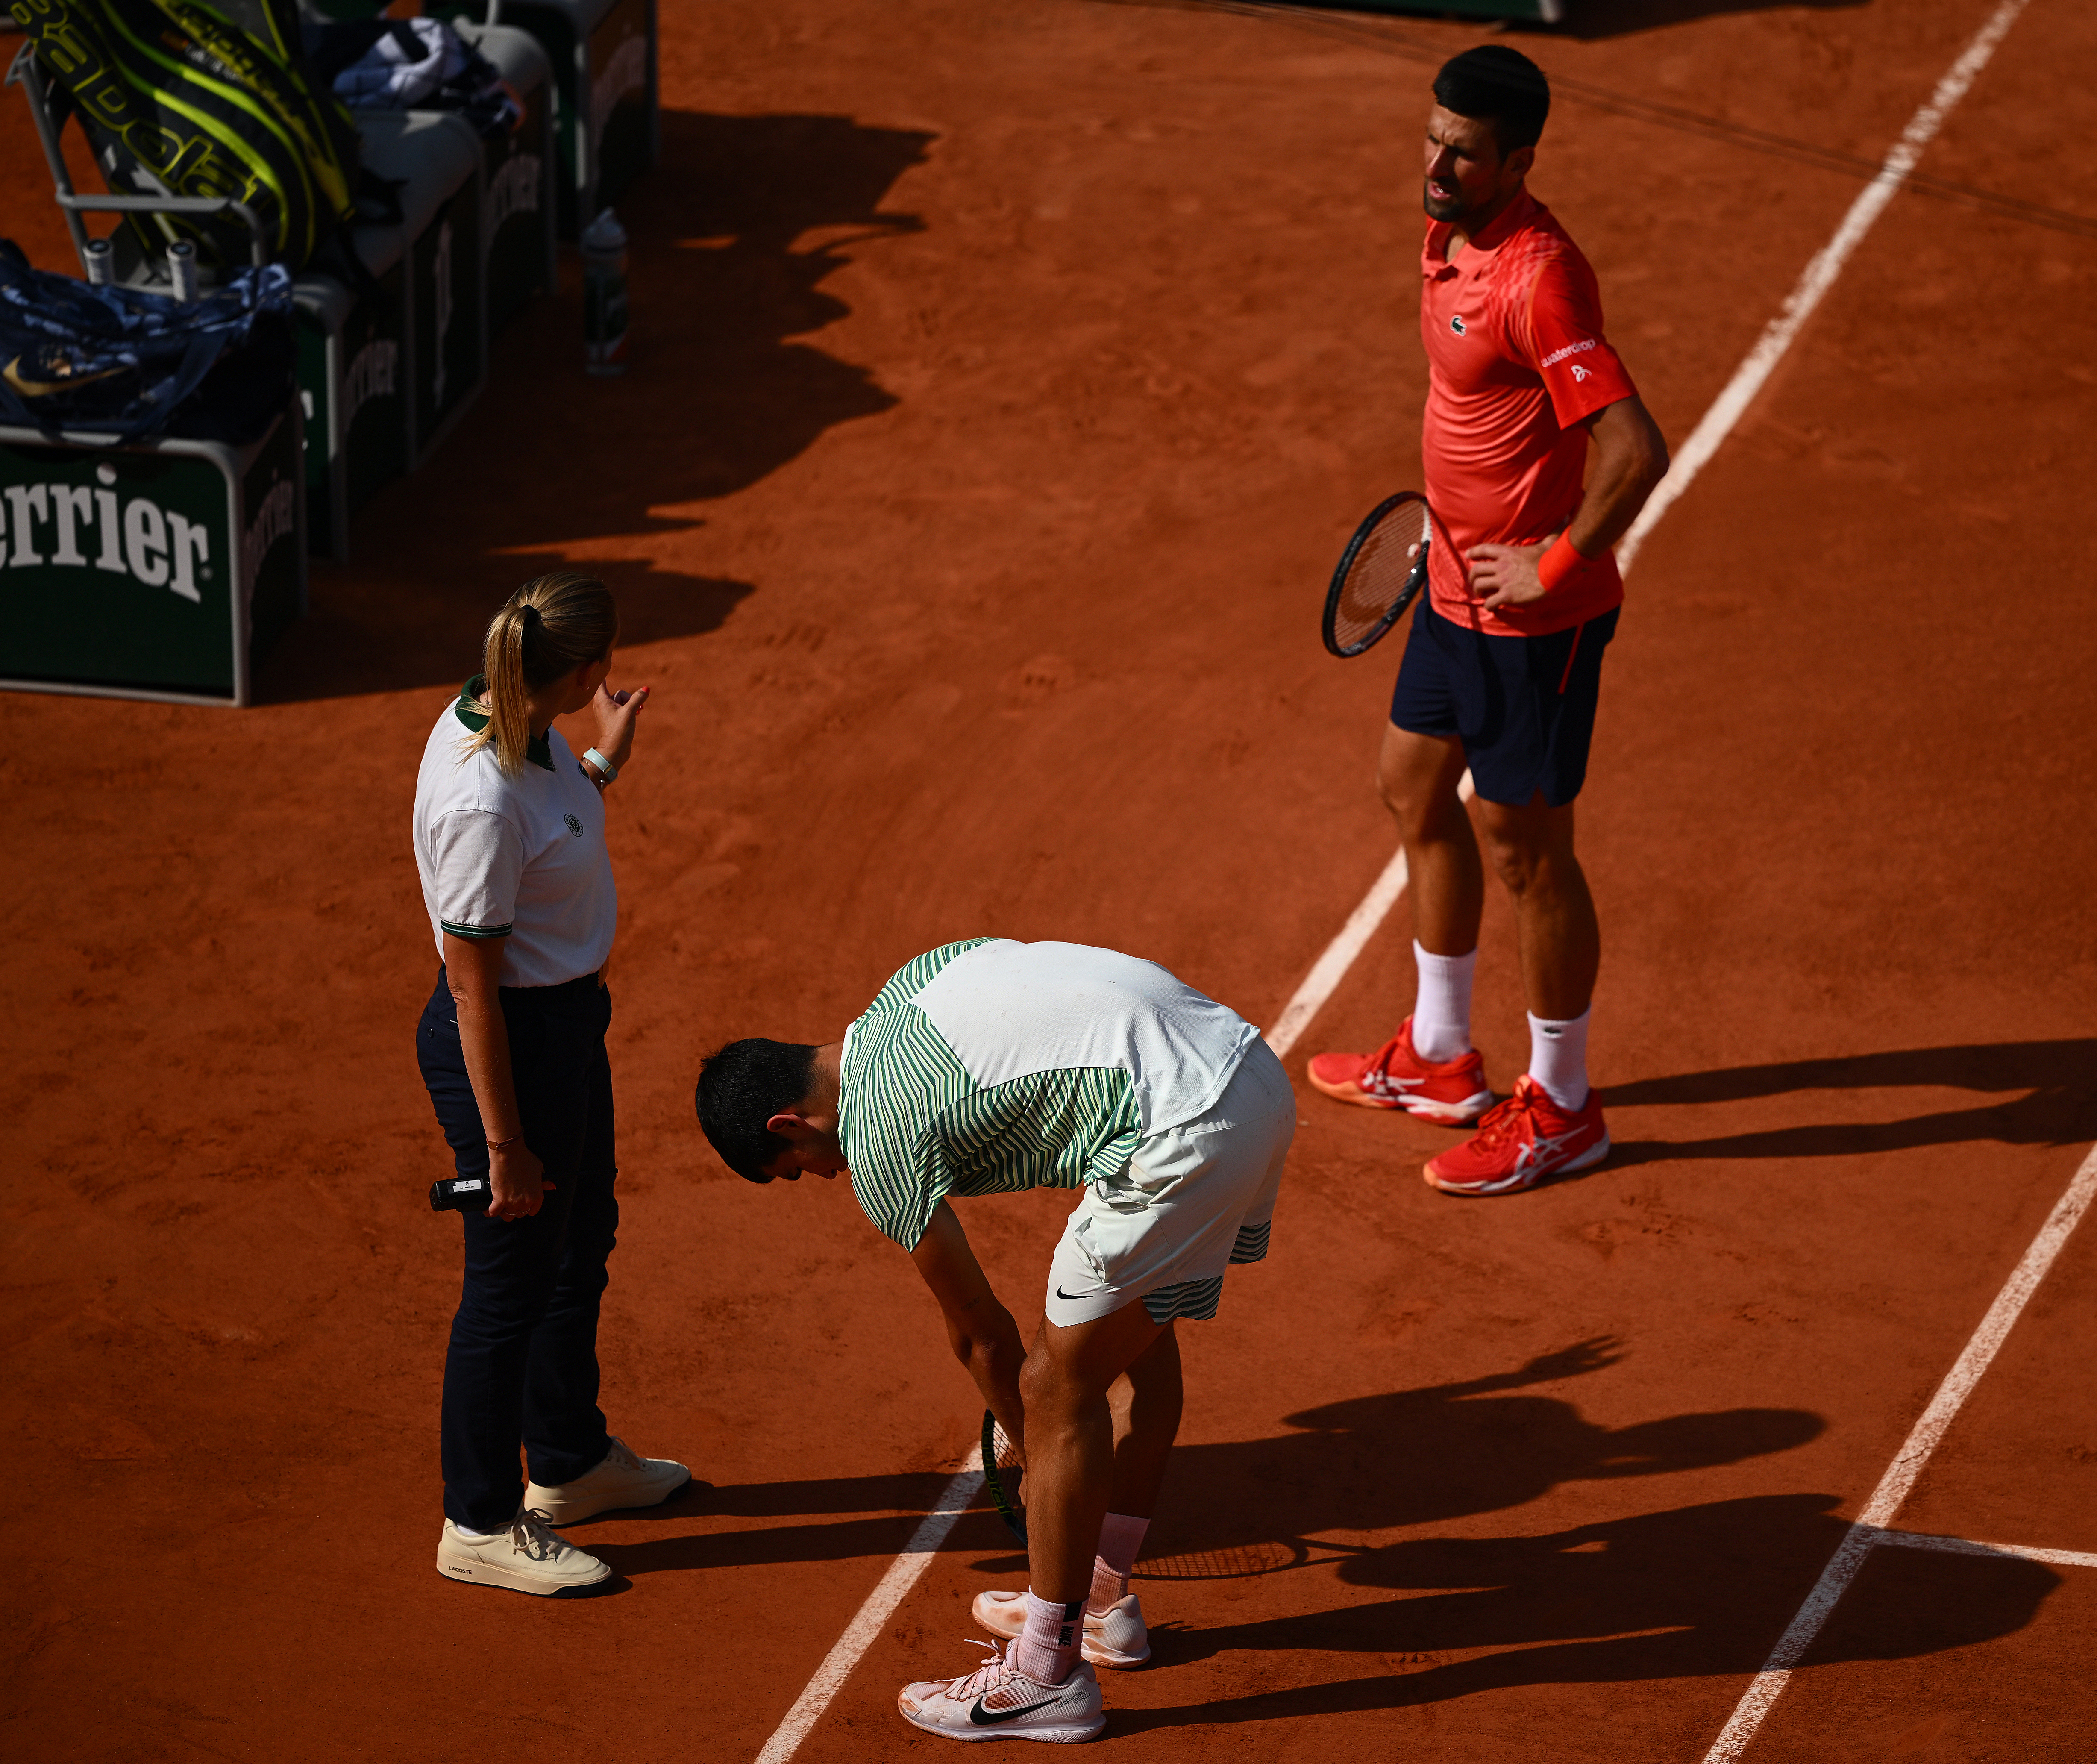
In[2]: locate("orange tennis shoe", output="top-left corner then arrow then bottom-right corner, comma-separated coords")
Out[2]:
1424,1076 -> 1609,1196
1306,1017 -> 1493,1124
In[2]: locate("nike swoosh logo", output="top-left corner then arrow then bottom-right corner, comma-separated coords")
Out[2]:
1056,1284 -> 1106,1300
970,1694 -> 1060,1726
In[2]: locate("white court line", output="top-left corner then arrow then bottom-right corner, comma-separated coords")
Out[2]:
1880,1529 -> 2097,1572
751,1463 -> 984,1764
1699,1143 -> 2097,1763
1264,773 -> 1474,1058
1617,0 -> 2032,574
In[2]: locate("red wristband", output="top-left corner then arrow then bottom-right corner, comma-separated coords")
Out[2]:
1536,534 -> 1593,594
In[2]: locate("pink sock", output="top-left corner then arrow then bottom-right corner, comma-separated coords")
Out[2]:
1012,1589 -> 1084,1685
1088,1512 -> 1150,1611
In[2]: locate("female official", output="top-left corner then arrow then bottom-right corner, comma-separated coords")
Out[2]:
412,572 -> 688,1595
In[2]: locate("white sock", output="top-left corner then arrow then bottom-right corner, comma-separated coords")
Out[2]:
1527,1009 -> 1591,1111
1013,1589 -> 1084,1685
1410,942 -> 1476,1064
453,1522 -> 502,1542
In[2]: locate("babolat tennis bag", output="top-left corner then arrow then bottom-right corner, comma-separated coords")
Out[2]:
8,0 -> 363,273
0,236 -> 294,442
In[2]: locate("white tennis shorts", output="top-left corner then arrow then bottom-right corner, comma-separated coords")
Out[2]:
1043,1038 -> 1295,1328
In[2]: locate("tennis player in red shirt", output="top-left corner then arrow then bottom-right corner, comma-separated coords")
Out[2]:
1310,45 -> 1668,1195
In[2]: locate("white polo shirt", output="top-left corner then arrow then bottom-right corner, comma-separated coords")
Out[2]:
412,679 -> 617,987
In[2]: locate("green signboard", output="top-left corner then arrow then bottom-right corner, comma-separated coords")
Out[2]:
0,406 -> 305,705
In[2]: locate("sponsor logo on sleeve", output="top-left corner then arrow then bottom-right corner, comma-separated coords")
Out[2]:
1541,338 -> 1598,368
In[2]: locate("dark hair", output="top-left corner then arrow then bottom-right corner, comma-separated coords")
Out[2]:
695,1039 -> 820,1182
1433,45 -> 1551,154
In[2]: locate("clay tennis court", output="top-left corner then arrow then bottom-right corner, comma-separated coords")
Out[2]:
6,0 -> 2095,1757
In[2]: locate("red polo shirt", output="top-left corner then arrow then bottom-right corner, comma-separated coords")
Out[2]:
1420,188 -> 1636,637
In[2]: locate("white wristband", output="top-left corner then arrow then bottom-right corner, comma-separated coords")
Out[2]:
583,747 -> 618,783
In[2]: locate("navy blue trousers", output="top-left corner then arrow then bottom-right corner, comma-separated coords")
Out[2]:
417,968 -> 617,1531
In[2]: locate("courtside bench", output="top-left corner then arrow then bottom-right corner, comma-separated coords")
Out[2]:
451,21 -> 560,335
446,0 -> 657,238
300,107 -> 484,560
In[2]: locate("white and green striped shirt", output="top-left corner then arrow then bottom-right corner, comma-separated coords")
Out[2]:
840,938 -> 1259,1250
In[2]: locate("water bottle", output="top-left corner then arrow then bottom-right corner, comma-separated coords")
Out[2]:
580,207 -> 628,376
84,237 -> 114,286
167,239 -> 200,303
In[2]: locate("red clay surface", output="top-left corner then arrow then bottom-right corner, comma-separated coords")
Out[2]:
5,1 -> 2096,1759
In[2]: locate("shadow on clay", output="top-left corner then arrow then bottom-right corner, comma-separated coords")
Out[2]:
589,1338 -> 1818,1578
1111,1495 -> 2056,1732
258,110 -> 934,704
1508,0 -> 1869,41
1600,1038 -> 2097,1170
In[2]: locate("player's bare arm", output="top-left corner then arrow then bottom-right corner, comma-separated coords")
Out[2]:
910,1201 -> 1028,1449
441,929 -> 551,1220
1469,394 -> 1669,610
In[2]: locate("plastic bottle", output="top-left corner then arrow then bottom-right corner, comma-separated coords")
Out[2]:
580,208 -> 628,376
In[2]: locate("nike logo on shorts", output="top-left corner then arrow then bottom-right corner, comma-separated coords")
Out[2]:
1055,1284 -> 1106,1300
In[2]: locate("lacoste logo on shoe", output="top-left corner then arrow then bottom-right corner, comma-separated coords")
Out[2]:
969,1694 -> 1060,1726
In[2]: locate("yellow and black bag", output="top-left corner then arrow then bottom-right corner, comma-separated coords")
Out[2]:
9,0 -> 362,273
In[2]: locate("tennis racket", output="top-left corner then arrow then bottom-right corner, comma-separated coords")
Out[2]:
981,1410 -> 1026,1543
1322,491 -> 1435,658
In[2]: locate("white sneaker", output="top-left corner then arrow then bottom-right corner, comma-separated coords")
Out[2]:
969,1589 -> 1150,1668
523,1435 -> 690,1524
435,1511 -> 611,1596
898,1642 -> 1104,1743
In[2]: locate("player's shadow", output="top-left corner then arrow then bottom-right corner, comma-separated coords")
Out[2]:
1513,0 -> 1868,39
1111,1497 -> 2057,1731
1601,1038 -> 2097,1170
1272,0 -> 1865,39
592,1337 -> 1821,1578
261,110 -> 934,703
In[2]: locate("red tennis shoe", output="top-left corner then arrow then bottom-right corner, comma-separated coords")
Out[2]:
1424,1075 -> 1609,1196
1306,1017 -> 1493,1124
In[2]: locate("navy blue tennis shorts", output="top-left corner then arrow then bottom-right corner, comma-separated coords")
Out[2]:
1389,596 -> 1621,807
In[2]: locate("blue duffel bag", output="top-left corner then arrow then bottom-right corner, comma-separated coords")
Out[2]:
0,238 -> 295,444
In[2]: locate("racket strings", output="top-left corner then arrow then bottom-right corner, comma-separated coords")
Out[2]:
988,1423 -> 1022,1474
1131,1540 -> 1309,1580
1332,507 -> 1431,650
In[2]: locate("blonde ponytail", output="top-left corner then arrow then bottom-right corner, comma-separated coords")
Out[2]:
460,573 -> 620,776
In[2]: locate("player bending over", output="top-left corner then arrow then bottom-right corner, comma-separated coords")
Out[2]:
696,938 -> 1293,1743
1310,45 -> 1668,1195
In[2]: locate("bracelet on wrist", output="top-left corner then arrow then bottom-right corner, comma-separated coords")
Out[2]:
1536,533 -> 1595,594
486,1133 -> 524,1153
583,746 -> 618,784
